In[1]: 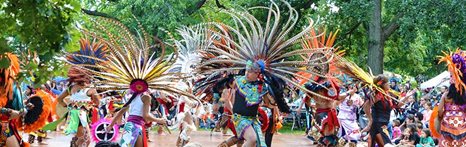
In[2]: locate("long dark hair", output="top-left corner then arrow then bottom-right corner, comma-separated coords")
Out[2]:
447,84 -> 466,105
263,72 -> 290,113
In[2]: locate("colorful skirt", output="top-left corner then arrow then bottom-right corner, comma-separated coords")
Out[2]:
233,114 -> 266,147
338,118 -> 361,141
439,104 -> 466,147
119,115 -> 147,147
65,108 -> 89,135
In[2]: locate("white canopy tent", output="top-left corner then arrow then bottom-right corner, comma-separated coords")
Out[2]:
420,71 -> 450,90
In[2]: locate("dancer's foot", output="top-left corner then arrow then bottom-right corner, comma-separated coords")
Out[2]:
158,132 -> 167,136
39,142 -> 48,145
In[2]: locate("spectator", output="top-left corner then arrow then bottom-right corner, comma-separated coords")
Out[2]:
422,102 -> 432,127
416,122 -> 424,134
390,79 -> 400,92
399,124 -> 420,146
401,114 -> 415,131
414,112 -> 423,125
416,129 -> 435,147
392,119 -> 402,142
435,86 -> 447,101
417,98 -> 428,113
404,96 -> 420,115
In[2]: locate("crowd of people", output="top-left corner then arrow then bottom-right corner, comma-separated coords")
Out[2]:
294,77 -> 445,147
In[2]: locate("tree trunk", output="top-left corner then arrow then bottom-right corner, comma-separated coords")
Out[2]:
368,0 -> 384,75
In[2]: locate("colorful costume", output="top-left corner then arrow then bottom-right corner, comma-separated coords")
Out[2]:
335,53 -> 404,147
194,1 -> 335,146
1,53 -> 52,147
439,101 -> 466,146
337,94 -> 362,142
69,17 -> 194,147
304,78 -> 341,146
435,48 -> 466,147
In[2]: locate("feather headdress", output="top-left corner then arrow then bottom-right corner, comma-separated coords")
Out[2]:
64,37 -> 108,84
438,48 -> 465,94
19,89 -> 52,133
297,28 -> 344,85
69,17 -> 194,101
66,38 -> 108,65
193,26 -> 237,101
335,57 -> 400,99
170,25 -> 212,77
197,0 -> 335,111
0,53 -> 20,107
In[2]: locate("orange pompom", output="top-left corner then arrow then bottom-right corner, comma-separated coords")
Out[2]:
430,106 -> 442,138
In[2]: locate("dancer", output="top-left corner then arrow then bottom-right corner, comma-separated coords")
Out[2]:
25,86 -> 54,145
57,37 -> 108,147
1,53 -> 53,147
169,26 -> 208,146
299,28 -> 352,146
337,84 -> 362,146
67,17 -> 195,147
433,48 -> 466,146
196,1 -> 337,146
56,66 -> 100,147
335,58 -> 415,147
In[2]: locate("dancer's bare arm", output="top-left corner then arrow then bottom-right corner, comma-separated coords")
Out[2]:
223,86 -> 235,111
57,88 -> 70,107
438,91 -> 448,117
87,88 -> 100,107
107,106 -> 128,131
396,90 -> 416,107
142,94 -> 166,124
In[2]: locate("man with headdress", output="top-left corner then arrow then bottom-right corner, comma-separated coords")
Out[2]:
303,75 -> 355,146
222,60 -> 272,147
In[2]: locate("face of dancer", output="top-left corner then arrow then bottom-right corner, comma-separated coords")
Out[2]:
246,70 -> 260,82
382,82 -> 390,91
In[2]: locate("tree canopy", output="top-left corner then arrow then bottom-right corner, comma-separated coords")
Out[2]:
0,0 -> 464,86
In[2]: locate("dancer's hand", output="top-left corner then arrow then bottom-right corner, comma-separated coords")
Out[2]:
106,123 -> 115,133
361,125 -> 371,133
156,118 -> 168,125
9,110 -> 21,119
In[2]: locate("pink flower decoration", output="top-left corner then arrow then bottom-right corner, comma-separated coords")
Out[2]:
130,79 -> 148,93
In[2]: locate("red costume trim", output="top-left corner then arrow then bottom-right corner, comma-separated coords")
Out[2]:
316,108 -> 339,134
142,125 -> 148,147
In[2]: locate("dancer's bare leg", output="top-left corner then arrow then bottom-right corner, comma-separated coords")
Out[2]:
75,126 -> 90,147
5,136 -> 20,147
135,135 -> 144,147
241,127 -> 257,147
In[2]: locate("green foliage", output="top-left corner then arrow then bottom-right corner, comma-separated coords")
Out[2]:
314,0 -> 465,78
0,0 -> 81,86
1,0 -> 463,87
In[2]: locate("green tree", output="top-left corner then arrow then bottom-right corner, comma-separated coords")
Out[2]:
317,0 -> 465,77
0,0 -> 82,86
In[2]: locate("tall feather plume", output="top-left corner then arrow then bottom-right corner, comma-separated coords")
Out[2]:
65,37 -> 108,66
335,57 -> 400,99
296,28 -> 344,89
0,53 -> 20,107
68,17 -> 194,100
197,0 -> 335,111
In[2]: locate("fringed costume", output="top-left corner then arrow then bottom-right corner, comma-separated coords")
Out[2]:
335,57 -> 412,147
168,25 -> 209,147
57,36 -> 108,147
